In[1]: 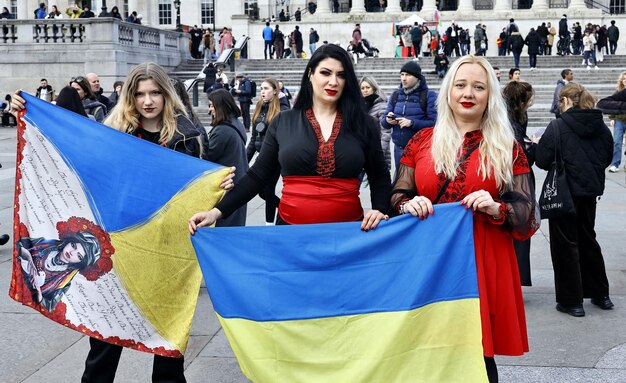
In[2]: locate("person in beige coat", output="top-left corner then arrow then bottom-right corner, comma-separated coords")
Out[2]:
546,22 -> 557,55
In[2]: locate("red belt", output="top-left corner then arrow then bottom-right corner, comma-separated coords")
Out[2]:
278,176 -> 363,225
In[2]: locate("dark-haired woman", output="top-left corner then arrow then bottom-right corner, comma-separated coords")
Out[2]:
189,43 -> 391,232
535,83 -> 613,317
503,81 -> 536,286
55,86 -> 89,117
206,89 -> 248,227
69,76 -> 106,122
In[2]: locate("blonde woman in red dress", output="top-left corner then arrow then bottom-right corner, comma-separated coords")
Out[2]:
390,55 -> 540,382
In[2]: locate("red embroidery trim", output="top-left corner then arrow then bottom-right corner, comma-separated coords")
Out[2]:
305,108 -> 342,178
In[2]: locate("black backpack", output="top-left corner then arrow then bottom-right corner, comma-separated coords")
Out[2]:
389,89 -> 428,118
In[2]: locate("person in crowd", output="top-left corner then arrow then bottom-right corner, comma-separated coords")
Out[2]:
607,71 -> 626,173
0,7 -> 12,19
69,76 -> 106,122
172,79 -> 204,132
34,3 -> 47,19
508,67 -> 521,82
1,94 -> 16,127
390,55 -> 539,383
262,21 -> 274,59
36,79 -> 55,102
546,22 -> 556,55
278,80 -> 292,107
509,31 -> 524,68
216,66 -> 229,89
597,24 -> 608,60
525,28 -> 540,70
230,73 -> 253,132
550,69 -> 573,118
205,89 -> 248,226
535,83 -> 613,317
108,81 -> 124,108
460,27 -> 471,56
79,6 -> 95,18
537,22 -> 548,55
572,21 -> 583,55
445,21 -> 460,57
381,61 -> 438,171
309,27 -> 319,55
46,5 -> 62,19
246,79 -> 289,225
360,76 -> 391,174
65,4 -> 82,18
134,14 -> 143,24
125,10 -> 137,23
189,25 -> 203,59
202,28 -> 215,64
272,24 -> 285,60
608,20 -> 620,55
503,81 -> 537,287
474,23 -> 486,56
493,66 -> 501,82
291,25 -> 303,58
11,62 -> 234,382
188,43 -> 391,233
582,30 -> 599,70
107,6 -> 122,20
55,86 -> 89,117
410,22 -> 422,59
352,23 -> 362,50
294,7 -> 301,21
86,72 -> 112,111
434,51 -> 450,78
421,26 -> 432,57
203,62 -> 217,94
219,27 -> 233,54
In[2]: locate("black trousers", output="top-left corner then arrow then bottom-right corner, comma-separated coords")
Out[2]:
548,196 -> 609,305
240,101 -> 251,131
82,337 -> 186,383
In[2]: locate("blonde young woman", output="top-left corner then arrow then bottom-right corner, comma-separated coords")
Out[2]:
390,55 -> 539,383
247,78 -> 289,225
360,76 -> 390,173
10,61 -> 234,382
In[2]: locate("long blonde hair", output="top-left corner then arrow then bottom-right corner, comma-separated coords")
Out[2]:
104,62 -> 187,146
251,79 -> 281,125
617,71 -> 626,91
432,55 -> 515,190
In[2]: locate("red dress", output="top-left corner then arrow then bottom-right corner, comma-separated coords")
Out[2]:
400,128 -> 534,357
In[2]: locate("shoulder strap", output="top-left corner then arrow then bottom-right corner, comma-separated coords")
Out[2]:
391,89 -> 428,117
433,142 -> 480,204
390,90 -> 399,111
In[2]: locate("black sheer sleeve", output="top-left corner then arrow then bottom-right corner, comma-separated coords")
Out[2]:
363,116 -> 391,213
389,163 -> 417,216
215,113 -> 283,218
499,172 -> 540,240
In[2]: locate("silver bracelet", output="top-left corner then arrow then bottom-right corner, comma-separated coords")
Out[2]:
399,201 -> 408,215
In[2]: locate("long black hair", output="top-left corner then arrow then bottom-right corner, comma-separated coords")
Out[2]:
55,86 -> 88,117
208,89 -> 241,126
293,43 -> 371,140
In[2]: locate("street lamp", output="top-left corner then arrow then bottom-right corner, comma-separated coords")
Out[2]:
99,0 -> 108,17
174,0 -> 182,31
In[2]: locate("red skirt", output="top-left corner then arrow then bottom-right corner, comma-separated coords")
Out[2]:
278,176 -> 363,225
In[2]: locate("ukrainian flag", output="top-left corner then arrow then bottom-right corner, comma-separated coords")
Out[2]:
192,204 -> 487,382
11,93 -> 229,356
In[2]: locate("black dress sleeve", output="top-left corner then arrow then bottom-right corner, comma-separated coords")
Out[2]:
362,116 -> 391,213
215,113 -> 283,218
535,120 -> 558,171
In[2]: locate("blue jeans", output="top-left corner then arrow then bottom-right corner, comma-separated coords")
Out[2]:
583,50 -> 597,65
513,51 -> 521,68
309,43 -> 316,55
612,119 -> 625,167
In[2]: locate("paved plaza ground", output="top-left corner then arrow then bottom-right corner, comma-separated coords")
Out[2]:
0,122 -> 625,382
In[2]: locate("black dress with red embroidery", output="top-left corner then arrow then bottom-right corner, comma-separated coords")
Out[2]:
216,108 -> 391,219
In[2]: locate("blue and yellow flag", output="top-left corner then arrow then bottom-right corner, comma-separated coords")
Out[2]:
192,204 -> 487,382
9,92 -> 229,357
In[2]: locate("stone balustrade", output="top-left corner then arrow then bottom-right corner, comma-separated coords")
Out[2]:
0,18 -> 188,93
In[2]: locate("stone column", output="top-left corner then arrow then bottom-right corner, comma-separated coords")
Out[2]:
17,1 -> 28,19
568,0 -> 587,9
386,0 -> 402,13
531,0 -> 549,10
350,0 -> 366,13
457,0 -> 474,12
316,0 -> 331,14
420,0 -> 437,16
494,0 -> 510,11
128,0 -> 138,15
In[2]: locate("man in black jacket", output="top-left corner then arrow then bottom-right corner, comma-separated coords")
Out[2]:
86,73 -> 112,113
608,20 -> 620,55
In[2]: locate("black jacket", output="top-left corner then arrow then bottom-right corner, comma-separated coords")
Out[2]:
597,88 -> 626,114
525,30 -> 540,54
535,109 -> 612,197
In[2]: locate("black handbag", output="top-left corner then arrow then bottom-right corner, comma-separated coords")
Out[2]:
538,123 -> 576,219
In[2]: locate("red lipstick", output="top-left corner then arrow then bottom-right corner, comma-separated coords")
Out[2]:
461,102 -> 474,108
325,89 -> 337,96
